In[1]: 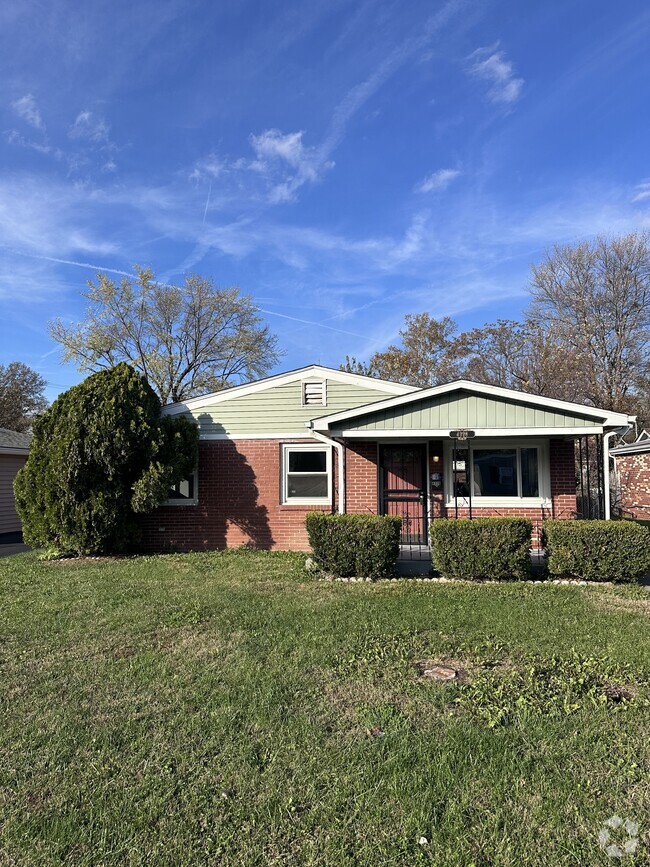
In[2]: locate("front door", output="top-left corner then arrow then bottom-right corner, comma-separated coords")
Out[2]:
379,444 -> 428,545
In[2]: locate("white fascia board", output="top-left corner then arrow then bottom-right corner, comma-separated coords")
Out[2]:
309,378 -> 633,429
162,365 -> 417,416
610,441 -> 650,455
332,427 -> 605,438
0,447 -> 30,456
199,432 -> 315,441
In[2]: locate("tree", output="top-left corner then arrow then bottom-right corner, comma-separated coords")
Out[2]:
14,363 -> 198,555
455,319 -> 584,400
0,361 -> 47,431
49,268 -> 283,404
342,314 -> 460,387
529,233 -> 650,413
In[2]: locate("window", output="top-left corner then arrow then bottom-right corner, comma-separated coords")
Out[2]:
447,441 -> 548,504
165,471 -> 197,505
282,444 -> 331,504
302,380 -> 326,406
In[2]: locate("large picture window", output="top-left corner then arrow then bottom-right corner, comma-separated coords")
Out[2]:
282,444 -> 331,504
448,441 -> 548,504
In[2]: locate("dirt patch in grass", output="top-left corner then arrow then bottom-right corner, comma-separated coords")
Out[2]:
415,658 -> 471,683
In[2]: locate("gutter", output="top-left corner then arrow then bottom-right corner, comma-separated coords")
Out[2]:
603,426 -> 632,520
307,423 -> 345,514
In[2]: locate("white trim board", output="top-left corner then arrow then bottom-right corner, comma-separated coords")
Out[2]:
330,427 -> 605,438
0,447 -> 29,456
309,379 -> 634,429
162,365 -> 417,415
199,432 -> 316,441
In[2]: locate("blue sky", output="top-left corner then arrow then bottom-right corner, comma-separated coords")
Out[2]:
1,0 -> 650,402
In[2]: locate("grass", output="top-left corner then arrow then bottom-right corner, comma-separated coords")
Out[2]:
1,551 -> 649,866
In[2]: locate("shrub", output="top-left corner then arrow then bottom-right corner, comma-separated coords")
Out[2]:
14,363 -> 198,556
543,519 -> 650,583
305,513 -> 402,580
430,517 -> 532,580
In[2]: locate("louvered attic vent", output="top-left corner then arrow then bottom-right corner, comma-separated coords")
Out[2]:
302,380 -> 326,406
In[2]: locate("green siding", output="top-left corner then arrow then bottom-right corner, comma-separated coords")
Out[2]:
334,391 -> 602,432
180,379 -> 395,436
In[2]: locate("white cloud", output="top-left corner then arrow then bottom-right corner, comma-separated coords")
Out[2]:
250,129 -> 310,171
11,94 -> 44,130
248,128 -> 331,202
416,168 -> 461,193
69,110 -> 110,143
468,47 -> 524,105
189,153 -> 227,183
632,180 -> 650,203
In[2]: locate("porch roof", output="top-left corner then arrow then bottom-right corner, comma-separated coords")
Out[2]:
307,380 -> 635,438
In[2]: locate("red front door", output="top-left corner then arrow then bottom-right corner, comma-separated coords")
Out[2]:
379,444 -> 428,544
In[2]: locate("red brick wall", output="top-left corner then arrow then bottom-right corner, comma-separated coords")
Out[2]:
345,441 -> 378,514
139,439 -> 334,553
140,436 -> 580,553
549,439 -> 578,518
615,452 -> 650,520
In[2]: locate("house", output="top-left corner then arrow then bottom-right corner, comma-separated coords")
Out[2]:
611,432 -> 650,522
0,428 -> 31,543
139,365 -> 635,553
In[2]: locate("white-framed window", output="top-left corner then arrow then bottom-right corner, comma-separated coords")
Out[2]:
281,443 -> 331,504
302,380 -> 326,407
164,470 -> 198,505
444,439 -> 551,507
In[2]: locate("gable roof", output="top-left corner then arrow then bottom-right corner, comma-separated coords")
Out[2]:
0,427 -> 31,454
308,379 -> 635,433
162,365 -> 417,416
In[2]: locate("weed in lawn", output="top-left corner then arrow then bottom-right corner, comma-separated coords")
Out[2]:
455,649 -> 648,727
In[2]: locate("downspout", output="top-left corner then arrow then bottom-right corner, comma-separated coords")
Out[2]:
307,424 -> 345,514
603,426 -> 632,520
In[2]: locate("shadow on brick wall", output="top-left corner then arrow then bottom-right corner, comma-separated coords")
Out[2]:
215,439 -> 275,549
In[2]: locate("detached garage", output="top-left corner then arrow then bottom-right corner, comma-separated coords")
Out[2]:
0,428 -> 31,543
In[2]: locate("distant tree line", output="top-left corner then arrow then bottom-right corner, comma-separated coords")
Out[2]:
342,233 -> 650,429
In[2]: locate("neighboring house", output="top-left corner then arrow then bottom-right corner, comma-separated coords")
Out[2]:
0,428 -> 31,543
140,365 -> 634,553
611,432 -> 650,521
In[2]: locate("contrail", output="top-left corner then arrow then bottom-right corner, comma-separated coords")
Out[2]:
5,247 -> 132,278
202,183 -> 212,225
257,307 -> 367,339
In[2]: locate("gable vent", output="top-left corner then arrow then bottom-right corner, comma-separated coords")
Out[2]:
302,380 -> 326,406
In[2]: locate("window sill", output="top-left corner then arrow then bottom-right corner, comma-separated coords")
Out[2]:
161,500 -> 199,507
280,503 -> 332,511
445,498 -> 551,509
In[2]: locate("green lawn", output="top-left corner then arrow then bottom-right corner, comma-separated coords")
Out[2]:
1,551 -> 649,866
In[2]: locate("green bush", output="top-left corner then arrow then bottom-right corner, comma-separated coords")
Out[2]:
430,518 -> 532,580
305,513 -> 402,580
543,519 -> 650,583
14,363 -> 198,556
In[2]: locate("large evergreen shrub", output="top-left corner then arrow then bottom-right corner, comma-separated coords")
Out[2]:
430,518 -> 532,580
14,363 -> 198,555
305,513 -> 402,579
543,519 -> 650,583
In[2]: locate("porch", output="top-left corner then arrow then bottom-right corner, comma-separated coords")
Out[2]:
307,379 -> 634,557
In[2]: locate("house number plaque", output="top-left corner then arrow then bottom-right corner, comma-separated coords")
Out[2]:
449,429 -> 476,440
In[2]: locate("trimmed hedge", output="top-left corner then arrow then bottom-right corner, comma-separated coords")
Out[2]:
430,518 -> 532,580
305,513 -> 402,580
543,519 -> 650,583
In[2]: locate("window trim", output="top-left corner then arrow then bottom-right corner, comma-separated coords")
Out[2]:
444,438 -> 551,508
163,468 -> 199,506
281,443 -> 332,505
301,379 -> 327,407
